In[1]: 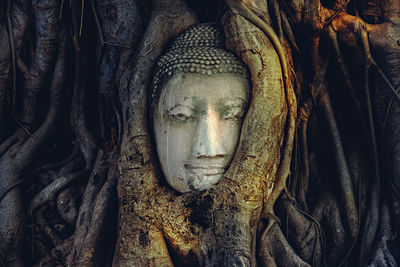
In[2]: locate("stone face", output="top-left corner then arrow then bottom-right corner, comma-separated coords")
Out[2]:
153,72 -> 250,193
150,23 -> 251,193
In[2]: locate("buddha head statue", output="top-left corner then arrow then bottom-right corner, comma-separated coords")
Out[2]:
151,23 -> 250,193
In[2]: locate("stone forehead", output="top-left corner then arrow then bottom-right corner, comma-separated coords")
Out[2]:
151,23 -> 248,100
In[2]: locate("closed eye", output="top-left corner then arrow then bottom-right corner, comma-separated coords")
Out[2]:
168,105 -> 196,122
221,106 -> 244,120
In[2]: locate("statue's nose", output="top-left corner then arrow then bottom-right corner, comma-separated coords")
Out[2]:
193,108 -> 226,159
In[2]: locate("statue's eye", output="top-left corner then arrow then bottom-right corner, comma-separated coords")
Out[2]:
170,112 -> 192,122
222,107 -> 243,121
168,106 -> 195,122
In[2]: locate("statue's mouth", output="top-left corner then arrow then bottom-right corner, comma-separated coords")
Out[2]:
184,163 -> 226,190
184,164 -> 226,176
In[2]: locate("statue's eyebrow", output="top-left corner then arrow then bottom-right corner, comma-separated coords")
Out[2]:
219,96 -> 246,108
214,96 -> 247,117
165,95 -> 198,112
168,103 -> 195,112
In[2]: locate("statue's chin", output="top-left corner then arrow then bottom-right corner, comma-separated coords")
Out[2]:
166,168 -> 225,193
187,169 -> 223,192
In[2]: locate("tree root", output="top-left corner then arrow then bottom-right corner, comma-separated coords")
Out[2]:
358,26 -> 381,265
29,170 -> 88,215
0,8 -> 66,264
224,0 -> 297,220
318,73 -> 359,240
258,222 -> 311,267
70,1 -> 97,170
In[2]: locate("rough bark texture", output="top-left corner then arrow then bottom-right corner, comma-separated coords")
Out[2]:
0,0 -> 399,266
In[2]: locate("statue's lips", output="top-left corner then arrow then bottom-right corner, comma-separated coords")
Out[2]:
184,164 -> 227,176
